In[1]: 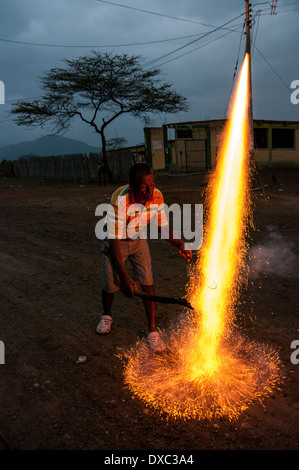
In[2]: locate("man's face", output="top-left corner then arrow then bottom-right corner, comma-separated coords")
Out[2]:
132,172 -> 155,204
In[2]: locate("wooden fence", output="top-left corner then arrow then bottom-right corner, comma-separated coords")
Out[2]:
11,149 -> 134,183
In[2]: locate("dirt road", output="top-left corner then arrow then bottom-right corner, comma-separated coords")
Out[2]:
0,168 -> 298,450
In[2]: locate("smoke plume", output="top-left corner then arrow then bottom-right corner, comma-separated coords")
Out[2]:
247,225 -> 297,279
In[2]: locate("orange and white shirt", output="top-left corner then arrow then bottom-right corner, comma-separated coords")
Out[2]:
107,184 -> 168,239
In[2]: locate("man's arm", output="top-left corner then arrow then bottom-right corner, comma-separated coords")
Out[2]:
154,190 -> 192,261
161,226 -> 193,261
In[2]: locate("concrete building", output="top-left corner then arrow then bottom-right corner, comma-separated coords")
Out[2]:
144,119 -> 299,172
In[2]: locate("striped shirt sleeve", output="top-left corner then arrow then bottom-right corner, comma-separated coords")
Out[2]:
107,186 -> 128,239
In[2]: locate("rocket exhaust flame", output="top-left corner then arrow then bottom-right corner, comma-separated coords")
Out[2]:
119,54 -> 282,421
185,53 -> 252,379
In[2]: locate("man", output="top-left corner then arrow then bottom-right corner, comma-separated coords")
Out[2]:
97,163 -> 192,352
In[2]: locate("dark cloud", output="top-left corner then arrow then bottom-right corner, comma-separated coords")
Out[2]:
0,0 -> 298,149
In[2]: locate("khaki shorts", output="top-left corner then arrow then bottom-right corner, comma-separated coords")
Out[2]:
102,238 -> 153,293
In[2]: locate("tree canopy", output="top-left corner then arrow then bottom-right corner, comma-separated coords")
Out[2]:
11,52 -> 188,178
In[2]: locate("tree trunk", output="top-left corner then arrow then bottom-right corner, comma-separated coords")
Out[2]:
100,130 -> 113,183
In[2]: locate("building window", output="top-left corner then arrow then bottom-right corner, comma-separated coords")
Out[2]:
176,129 -> 193,139
254,128 -> 268,149
272,128 -> 295,149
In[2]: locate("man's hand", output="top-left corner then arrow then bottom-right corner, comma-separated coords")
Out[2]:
162,227 -> 193,262
120,274 -> 138,298
108,239 -> 138,297
178,242 -> 193,261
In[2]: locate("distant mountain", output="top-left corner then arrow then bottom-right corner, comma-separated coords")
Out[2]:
0,135 -> 101,161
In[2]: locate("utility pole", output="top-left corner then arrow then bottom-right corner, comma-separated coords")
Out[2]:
245,0 -> 260,189
245,0 -> 253,132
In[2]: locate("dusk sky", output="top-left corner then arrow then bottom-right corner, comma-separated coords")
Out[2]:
0,0 -> 298,151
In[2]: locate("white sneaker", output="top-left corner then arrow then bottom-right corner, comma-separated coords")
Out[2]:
147,331 -> 166,352
96,315 -> 113,334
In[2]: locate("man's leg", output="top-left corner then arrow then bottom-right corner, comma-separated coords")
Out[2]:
140,284 -> 156,333
129,240 -> 166,351
102,289 -> 114,316
128,239 -> 156,333
140,283 -> 166,352
97,245 -> 120,334
96,288 -> 114,334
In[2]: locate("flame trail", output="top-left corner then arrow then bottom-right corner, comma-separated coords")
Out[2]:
120,54 -> 282,421
186,53 -> 252,379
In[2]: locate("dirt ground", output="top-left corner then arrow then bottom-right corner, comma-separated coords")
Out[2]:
0,166 -> 299,452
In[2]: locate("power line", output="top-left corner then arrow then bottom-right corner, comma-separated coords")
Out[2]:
251,10 -> 261,58
0,33 -> 215,49
270,0 -> 277,14
253,0 -> 299,8
96,0 -> 245,31
273,7 -> 299,12
252,0 -> 299,14
252,44 -> 290,90
260,4 -> 299,16
156,24 -> 244,68
249,3 -> 294,93
0,13 -> 243,51
144,13 -> 244,68
0,13 -> 244,105
275,0 -> 299,7
3,25 -> 244,103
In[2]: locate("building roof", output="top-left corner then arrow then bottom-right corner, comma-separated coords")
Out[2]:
165,119 -> 299,128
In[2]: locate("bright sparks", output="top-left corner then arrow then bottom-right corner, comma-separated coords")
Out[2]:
120,54 -> 282,421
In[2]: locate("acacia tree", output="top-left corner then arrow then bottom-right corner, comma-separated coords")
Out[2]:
107,137 -> 128,151
11,52 -> 188,180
